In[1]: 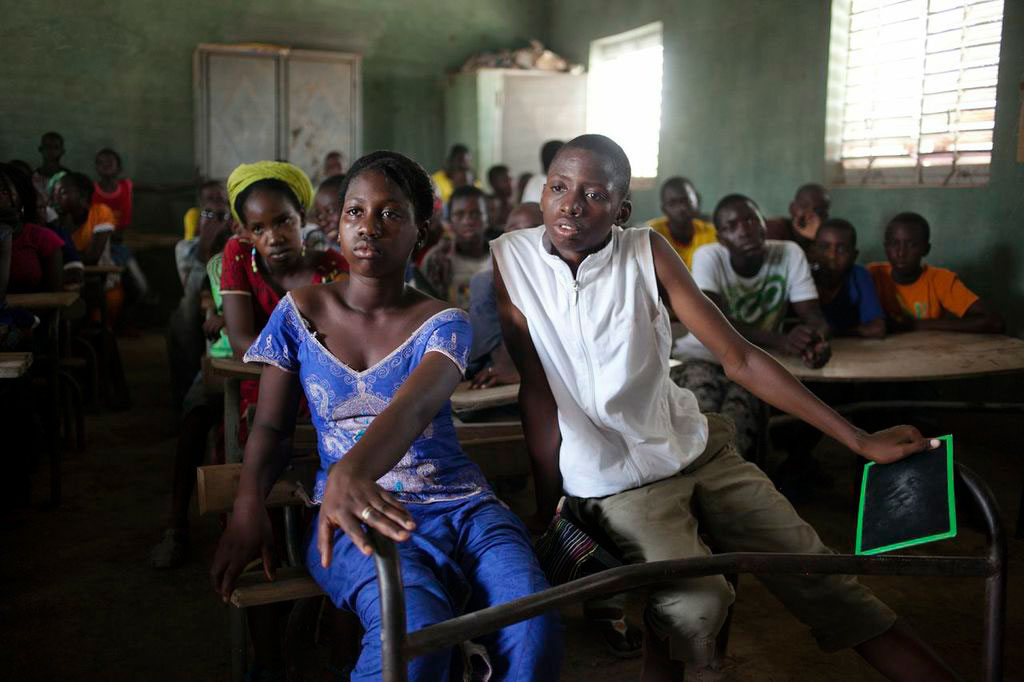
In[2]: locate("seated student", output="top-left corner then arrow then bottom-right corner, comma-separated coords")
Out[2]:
646,176 -> 717,270
486,164 -> 513,236
868,212 -> 1004,334
153,204 -> 234,568
93,147 -> 150,328
0,163 -> 64,293
420,185 -> 490,307
309,173 -> 346,250
312,149 -> 345,187
220,162 -> 349,444
430,144 -> 479,204
765,183 -> 831,256
93,148 -> 134,230
54,171 -> 125,323
493,134 -> 957,681
813,218 -> 885,338
520,140 -> 564,204
35,132 -> 69,182
167,185 -> 235,408
212,150 -> 561,682
183,180 -> 231,241
672,193 -> 831,458
467,202 -> 543,387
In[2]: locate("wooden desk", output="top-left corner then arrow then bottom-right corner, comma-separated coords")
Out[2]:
121,232 -> 181,250
7,291 -> 80,504
774,331 -> 1024,382
6,291 -> 80,310
0,352 -> 33,379
209,358 -> 258,463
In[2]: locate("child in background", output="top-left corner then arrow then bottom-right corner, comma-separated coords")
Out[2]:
154,196 -> 235,568
467,202 -> 543,387
183,181 -> 231,241
431,144 -> 478,204
310,173 -> 346,248
420,185 -> 490,307
494,134 -> 956,681
520,140 -> 564,204
646,176 -> 717,270
868,212 -> 1004,333
765,183 -> 831,257
54,172 -> 124,322
35,132 -> 69,181
486,164 -> 513,235
93,148 -> 133,230
312,150 -> 345,187
813,218 -> 885,338
673,193 -> 831,458
0,163 -> 64,293
212,151 -> 561,682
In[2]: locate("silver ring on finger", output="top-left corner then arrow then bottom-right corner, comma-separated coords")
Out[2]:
359,505 -> 374,522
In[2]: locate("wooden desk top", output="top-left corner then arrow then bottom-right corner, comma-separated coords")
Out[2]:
6,291 -> 80,310
121,232 -> 181,249
209,356 -> 262,379
451,358 -> 684,412
83,264 -> 126,275
774,331 -> 1024,382
0,352 -> 33,378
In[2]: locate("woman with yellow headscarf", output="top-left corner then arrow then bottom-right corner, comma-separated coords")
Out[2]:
151,161 -> 348,571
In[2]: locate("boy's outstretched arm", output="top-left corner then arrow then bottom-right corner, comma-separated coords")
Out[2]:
913,299 -> 1005,334
650,232 -> 936,464
493,259 -> 563,531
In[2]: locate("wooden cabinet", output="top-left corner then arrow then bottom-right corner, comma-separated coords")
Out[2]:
443,69 -> 587,181
193,44 -> 361,181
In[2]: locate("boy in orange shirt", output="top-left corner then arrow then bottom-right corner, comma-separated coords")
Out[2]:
646,176 -> 717,270
867,212 -> 1003,333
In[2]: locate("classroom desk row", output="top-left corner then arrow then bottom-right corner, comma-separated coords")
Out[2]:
6,291 -> 83,504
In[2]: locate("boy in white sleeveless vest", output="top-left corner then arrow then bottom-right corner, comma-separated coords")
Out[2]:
492,135 -> 956,680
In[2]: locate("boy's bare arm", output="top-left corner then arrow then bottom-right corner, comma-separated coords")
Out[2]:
493,259 -> 563,528
913,299 -> 1005,334
649,232 -> 935,464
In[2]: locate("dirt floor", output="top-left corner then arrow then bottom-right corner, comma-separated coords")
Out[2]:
2,331 -> 1022,681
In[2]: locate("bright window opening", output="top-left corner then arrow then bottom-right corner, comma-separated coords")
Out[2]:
587,22 -> 664,180
825,0 -> 1004,186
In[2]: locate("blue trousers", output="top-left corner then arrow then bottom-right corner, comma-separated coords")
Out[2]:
306,494 -> 563,681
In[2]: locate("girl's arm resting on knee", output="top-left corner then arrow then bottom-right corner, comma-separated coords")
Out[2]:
316,352 -> 462,564
649,232 -> 937,464
494,261 -> 563,531
211,366 -> 302,601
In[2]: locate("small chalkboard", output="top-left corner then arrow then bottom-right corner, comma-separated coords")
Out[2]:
855,435 -> 956,555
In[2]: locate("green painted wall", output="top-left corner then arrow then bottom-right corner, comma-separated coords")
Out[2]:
1,0 -> 545,231
546,0 -> 1023,332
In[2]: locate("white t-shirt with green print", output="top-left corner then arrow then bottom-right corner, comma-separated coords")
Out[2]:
673,240 -> 818,363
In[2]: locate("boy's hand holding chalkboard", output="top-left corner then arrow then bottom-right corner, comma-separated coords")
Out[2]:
856,435 -> 956,555
853,425 -> 942,464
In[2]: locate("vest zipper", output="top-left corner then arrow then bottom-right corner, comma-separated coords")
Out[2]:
572,279 -> 599,419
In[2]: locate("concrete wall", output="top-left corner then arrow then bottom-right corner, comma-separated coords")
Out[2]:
546,0 -> 1023,332
1,0 -> 545,230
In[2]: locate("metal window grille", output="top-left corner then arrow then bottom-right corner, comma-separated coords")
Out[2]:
587,22 -> 664,180
828,0 -> 1004,186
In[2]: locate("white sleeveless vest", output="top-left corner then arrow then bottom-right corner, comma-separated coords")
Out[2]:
492,225 -> 708,498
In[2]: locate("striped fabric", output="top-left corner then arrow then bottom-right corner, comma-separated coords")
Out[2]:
534,500 -> 622,585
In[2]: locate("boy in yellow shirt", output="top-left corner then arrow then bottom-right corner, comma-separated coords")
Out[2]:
646,176 -> 716,269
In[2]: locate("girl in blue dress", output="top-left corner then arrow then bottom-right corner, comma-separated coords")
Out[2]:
211,151 -> 561,681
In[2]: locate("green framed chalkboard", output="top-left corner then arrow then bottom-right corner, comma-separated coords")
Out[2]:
855,435 -> 956,555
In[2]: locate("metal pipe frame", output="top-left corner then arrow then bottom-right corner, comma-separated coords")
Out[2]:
370,464 -> 1005,682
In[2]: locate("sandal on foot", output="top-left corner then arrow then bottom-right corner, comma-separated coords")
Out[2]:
150,528 -> 187,569
591,615 -> 644,659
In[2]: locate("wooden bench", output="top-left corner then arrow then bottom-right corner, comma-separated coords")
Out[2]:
198,443 -> 1007,681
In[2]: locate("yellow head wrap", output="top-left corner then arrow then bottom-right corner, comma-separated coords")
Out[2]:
226,161 -> 314,224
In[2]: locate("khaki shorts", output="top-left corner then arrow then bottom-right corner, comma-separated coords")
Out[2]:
565,413 -> 896,665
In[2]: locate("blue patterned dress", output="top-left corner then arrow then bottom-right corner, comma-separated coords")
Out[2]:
245,293 -> 561,682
